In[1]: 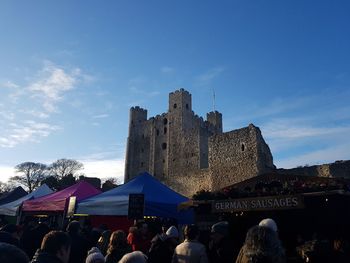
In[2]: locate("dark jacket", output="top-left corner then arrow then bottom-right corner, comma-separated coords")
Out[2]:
68,233 -> 89,263
148,234 -> 175,263
208,237 -> 237,263
31,249 -> 63,263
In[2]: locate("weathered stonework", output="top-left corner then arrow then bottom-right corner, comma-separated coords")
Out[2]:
124,89 -> 274,197
277,160 -> 350,178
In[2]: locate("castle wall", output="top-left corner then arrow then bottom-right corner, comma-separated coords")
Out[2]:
125,89 -> 275,197
277,160 -> 350,178
208,124 -> 274,191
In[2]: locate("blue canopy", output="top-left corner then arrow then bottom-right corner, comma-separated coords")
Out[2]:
76,172 -> 193,223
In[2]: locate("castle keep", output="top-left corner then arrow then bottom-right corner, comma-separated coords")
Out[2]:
125,89 -> 275,196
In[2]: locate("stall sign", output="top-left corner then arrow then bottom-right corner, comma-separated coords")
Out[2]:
128,194 -> 145,219
212,195 -> 304,212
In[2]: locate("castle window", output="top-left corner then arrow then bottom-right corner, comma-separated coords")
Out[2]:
162,143 -> 167,150
142,134 -> 144,139
241,144 -> 245,152
173,103 -> 177,109
163,118 -> 168,125
164,127 -> 167,134
141,148 -> 144,153
163,159 -> 165,163
141,162 -> 144,167
156,129 -> 160,136
186,104 -> 189,109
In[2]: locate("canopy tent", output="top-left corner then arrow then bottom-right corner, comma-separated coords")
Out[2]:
22,181 -> 101,213
76,172 -> 194,223
0,184 -> 53,216
0,186 -> 27,206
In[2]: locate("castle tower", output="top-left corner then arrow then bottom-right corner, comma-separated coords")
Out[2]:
207,111 -> 223,134
124,106 -> 148,181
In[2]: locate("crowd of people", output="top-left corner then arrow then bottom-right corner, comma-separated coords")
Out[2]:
0,217 -> 349,263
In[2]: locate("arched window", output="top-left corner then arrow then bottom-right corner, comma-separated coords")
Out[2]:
164,127 -> 167,134
241,143 -> 245,152
173,103 -> 177,109
163,118 -> 168,125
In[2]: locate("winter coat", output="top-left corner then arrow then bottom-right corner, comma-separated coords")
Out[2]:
208,237 -> 237,263
31,249 -> 63,263
235,244 -> 285,263
148,234 -> 175,263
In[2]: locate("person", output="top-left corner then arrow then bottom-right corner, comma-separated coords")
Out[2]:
105,230 -> 132,263
148,225 -> 179,263
118,251 -> 148,263
208,221 -> 236,263
235,225 -> 285,263
97,230 -> 112,255
172,224 -> 208,263
258,218 -> 278,233
0,242 -> 29,263
66,221 -> 89,263
31,231 -> 71,263
127,223 -> 151,254
0,224 -> 21,247
86,247 -> 105,263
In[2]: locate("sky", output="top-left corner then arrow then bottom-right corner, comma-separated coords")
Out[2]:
0,1 -> 349,184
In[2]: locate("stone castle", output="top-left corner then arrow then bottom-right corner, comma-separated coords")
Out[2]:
124,89 -> 275,196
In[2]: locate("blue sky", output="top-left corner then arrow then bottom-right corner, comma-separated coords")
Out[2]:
1,1 -> 349,183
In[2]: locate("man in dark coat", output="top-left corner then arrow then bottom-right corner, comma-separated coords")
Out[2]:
66,220 -> 89,263
31,231 -> 71,263
208,221 -> 237,263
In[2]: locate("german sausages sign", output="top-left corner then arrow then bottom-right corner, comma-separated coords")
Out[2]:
212,195 -> 304,212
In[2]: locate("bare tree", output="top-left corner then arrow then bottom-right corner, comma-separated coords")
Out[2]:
0,181 -> 16,194
49,159 -> 84,179
11,162 -> 48,192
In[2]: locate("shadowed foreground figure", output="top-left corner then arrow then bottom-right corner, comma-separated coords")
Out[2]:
0,242 -> 29,263
172,224 -> 208,263
31,231 -> 71,263
235,225 -> 285,263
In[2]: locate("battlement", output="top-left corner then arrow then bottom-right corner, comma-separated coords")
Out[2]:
169,88 -> 191,96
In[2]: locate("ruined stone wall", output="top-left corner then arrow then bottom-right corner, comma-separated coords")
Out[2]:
208,124 -> 274,191
277,160 -> 350,178
165,169 -> 212,197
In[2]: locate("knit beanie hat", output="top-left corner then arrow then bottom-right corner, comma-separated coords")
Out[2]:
166,226 -> 179,238
259,218 -> 278,232
86,247 -> 105,263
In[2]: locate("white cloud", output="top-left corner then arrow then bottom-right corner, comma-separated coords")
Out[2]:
161,67 -> 174,73
194,67 -> 225,87
28,63 -> 79,112
2,80 -> 19,89
0,165 -> 16,183
92,114 -> 109,119
276,142 -> 350,168
80,158 -> 125,183
0,120 -> 61,148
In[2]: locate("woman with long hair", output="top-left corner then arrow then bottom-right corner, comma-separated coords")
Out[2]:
105,230 -> 132,263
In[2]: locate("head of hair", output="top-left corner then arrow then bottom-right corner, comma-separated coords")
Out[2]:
184,224 -> 199,240
66,220 -> 81,234
107,230 -> 126,253
0,242 -> 29,263
240,226 -> 285,263
41,231 -> 71,255
118,251 -> 147,263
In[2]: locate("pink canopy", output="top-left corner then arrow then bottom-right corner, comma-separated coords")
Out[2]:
22,181 -> 101,213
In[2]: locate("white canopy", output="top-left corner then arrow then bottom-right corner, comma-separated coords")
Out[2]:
0,184 -> 53,216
